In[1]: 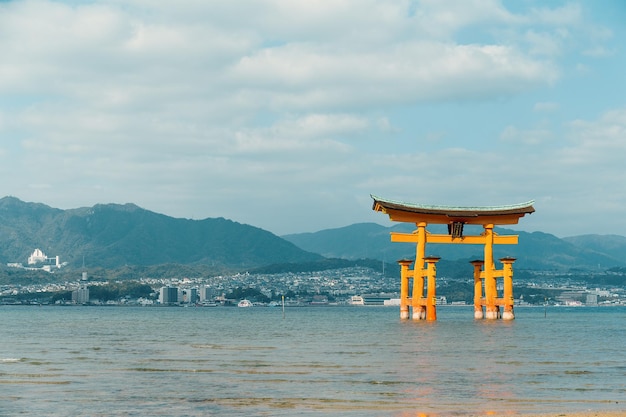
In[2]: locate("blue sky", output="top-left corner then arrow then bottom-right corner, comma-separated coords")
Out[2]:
0,0 -> 625,237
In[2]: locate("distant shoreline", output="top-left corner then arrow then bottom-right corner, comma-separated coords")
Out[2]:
2,302 -> 626,308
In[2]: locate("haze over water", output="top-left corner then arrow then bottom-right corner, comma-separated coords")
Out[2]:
1,305 -> 624,416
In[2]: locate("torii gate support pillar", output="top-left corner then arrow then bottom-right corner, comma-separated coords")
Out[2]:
470,256 -> 517,320
412,222 -> 427,321
471,260 -> 485,320
398,259 -> 413,319
501,257 -> 516,320
404,255 -> 440,321
424,256 -> 440,321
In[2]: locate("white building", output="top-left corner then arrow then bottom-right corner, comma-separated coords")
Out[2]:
28,249 -> 48,265
26,249 -> 61,270
199,285 -> 215,301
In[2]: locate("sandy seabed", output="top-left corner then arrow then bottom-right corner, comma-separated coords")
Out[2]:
418,411 -> 626,417
486,412 -> 626,417
527,413 -> 626,417
408,410 -> 626,417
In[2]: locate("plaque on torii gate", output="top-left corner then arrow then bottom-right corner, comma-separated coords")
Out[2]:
371,195 -> 535,320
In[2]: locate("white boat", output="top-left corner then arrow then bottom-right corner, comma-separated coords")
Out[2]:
237,299 -> 253,307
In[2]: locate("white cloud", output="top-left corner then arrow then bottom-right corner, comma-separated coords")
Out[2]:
533,102 -> 560,112
363,107 -> 626,237
409,0 -> 520,39
582,46 -> 615,58
500,125 -> 553,145
524,29 -> 569,56
0,0 -> 621,236
0,0 -> 561,109
229,41 -> 558,112
528,3 -> 582,26
564,109 -> 626,166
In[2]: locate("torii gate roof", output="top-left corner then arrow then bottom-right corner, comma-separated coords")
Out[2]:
371,195 -> 535,225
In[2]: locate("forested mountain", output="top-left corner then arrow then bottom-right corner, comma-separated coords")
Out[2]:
0,196 -> 322,269
283,223 -> 626,271
562,234 -> 626,262
2,196 -> 625,275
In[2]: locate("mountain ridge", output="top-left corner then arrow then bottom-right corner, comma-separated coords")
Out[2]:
0,196 -> 322,269
1,196 -> 625,274
283,223 -> 626,271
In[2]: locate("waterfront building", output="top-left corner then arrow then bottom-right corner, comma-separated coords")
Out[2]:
159,286 -> 178,305
361,293 -> 396,306
72,285 -> 89,304
199,285 -> 215,302
586,294 -> 598,305
182,288 -> 198,304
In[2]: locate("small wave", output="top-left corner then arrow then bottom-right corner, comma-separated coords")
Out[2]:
0,380 -> 71,385
190,343 -> 276,351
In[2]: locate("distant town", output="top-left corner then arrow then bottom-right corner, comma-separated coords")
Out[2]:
2,261 -> 626,307
3,200 -> 626,309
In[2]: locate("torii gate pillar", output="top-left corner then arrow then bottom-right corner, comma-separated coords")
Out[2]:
372,195 -> 534,320
471,255 -> 516,320
470,259 -> 485,319
501,257 -> 516,320
398,259 -> 413,319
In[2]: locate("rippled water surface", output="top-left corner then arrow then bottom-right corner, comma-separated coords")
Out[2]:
1,305 -> 625,416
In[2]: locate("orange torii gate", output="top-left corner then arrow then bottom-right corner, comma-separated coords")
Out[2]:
371,195 -> 535,320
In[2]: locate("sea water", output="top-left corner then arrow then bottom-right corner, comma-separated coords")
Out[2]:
0,305 -> 624,416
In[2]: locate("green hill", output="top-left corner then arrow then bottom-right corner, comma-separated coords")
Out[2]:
0,196 -> 322,270
283,223 -> 626,271
3,196 -> 625,276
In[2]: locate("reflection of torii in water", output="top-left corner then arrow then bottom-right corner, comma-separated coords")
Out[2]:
371,195 -> 535,321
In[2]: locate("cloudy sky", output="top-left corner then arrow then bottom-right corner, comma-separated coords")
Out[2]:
1,0 -> 625,237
